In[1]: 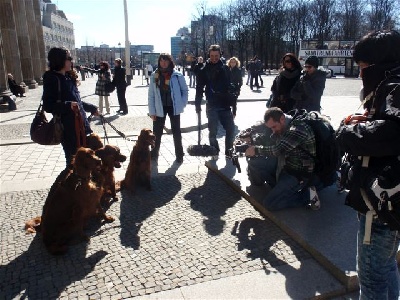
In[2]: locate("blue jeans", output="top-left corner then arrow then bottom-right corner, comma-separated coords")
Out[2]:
247,157 -> 310,210
357,214 -> 400,299
206,107 -> 235,153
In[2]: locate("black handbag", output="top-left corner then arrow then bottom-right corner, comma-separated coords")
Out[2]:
30,103 -> 63,145
30,76 -> 63,145
105,80 -> 116,93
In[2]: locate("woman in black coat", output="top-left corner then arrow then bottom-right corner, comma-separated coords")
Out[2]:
227,56 -> 243,117
42,47 -> 98,166
270,53 -> 302,113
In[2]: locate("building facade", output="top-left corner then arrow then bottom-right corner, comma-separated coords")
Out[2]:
0,0 -> 46,97
41,1 -> 75,59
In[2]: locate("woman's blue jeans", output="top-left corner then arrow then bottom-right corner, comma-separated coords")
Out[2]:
357,214 -> 400,299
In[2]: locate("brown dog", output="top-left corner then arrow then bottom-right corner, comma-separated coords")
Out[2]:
120,129 -> 155,193
25,147 -> 114,255
94,145 -> 127,206
86,133 -> 104,151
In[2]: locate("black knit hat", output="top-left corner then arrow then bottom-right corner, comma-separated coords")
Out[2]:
305,56 -> 319,68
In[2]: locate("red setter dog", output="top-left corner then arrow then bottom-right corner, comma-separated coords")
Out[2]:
86,133 -> 104,151
25,147 -> 114,255
120,129 -> 155,193
94,145 -> 126,206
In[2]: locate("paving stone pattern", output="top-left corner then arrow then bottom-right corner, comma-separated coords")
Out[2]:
0,172 -> 310,299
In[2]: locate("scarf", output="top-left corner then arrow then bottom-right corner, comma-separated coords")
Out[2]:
154,67 -> 172,91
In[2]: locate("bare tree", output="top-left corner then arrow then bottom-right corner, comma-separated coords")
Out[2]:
367,0 -> 397,30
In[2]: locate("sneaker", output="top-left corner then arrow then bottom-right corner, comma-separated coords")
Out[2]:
308,186 -> 321,210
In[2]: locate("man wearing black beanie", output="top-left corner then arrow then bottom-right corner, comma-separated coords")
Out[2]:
291,55 -> 326,112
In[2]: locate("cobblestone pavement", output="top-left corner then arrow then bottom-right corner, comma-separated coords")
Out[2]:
0,172 -> 311,299
0,74 -> 363,299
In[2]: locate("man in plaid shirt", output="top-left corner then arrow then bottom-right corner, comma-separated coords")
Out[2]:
245,107 -> 320,210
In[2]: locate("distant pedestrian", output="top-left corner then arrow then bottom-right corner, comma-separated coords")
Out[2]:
95,61 -> 111,115
7,74 -> 25,97
193,56 -> 204,79
148,53 -> 188,163
248,56 -> 260,90
189,57 -> 197,88
270,53 -> 302,113
42,47 -> 98,166
113,58 -> 128,115
226,56 -> 243,118
291,55 -> 326,112
145,63 -> 153,85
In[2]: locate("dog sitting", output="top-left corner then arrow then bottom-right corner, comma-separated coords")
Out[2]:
94,145 -> 126,206
86,133 -> 104,151
120,129 -> 155,193
25,147 -> 114,255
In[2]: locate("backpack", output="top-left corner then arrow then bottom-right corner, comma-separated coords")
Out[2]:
289,109 -> 340,187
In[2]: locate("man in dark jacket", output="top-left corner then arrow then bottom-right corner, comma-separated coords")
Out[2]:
291,55 -> 326,112
195,45 -> 235,157
113,58 -> 128,114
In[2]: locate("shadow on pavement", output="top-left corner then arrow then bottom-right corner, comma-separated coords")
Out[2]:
184,170 -> 241,236
119,175 -> 181,249
0,233 -> 107,299
231,217 -> 328,298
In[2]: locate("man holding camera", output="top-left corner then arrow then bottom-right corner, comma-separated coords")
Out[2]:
195,44 -> 235,157
245,107 -> 320,211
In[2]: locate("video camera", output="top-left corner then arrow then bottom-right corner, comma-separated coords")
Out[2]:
227,126 -> 267,173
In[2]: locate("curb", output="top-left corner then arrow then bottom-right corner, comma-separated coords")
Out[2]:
204,161 -> 360,294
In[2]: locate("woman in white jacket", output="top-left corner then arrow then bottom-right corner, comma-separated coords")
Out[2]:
148,53 -> 188,163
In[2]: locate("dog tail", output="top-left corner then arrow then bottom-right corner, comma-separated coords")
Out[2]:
25,216 -> 42,233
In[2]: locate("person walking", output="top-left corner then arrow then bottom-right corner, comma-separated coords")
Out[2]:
148,53 -> 188,163
226,56 -> 243,118
270,53 -> 302,113
113,58 -> 128,115
95,61 -> 111,115
291,55 -> 326,112
42,47 -> 98,166
195,44 -> 235,157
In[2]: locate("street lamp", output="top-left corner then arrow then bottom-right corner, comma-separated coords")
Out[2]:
181,35 -> 185,76
118,42 -> 121,58
201,6 -> 206,56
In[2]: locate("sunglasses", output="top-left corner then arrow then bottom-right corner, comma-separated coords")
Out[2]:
66,56 -> 73,61
304,65 -> 313,69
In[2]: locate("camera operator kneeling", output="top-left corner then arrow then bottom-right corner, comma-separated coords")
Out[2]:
245,107 -> 322,211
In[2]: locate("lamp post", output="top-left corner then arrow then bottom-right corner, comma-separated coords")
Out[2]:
181,35 -> 185,76
201,6 -> 206,57
118,42 -> 121,58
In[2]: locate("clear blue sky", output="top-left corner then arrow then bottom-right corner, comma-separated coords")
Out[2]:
55,0 -> 224,53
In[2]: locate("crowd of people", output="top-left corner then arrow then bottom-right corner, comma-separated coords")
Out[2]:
35,29 -> 400,298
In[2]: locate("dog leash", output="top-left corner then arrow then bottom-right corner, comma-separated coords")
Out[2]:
95,114 -> 135,143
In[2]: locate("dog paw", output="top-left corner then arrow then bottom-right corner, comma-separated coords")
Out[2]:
104,215 -> 115,223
